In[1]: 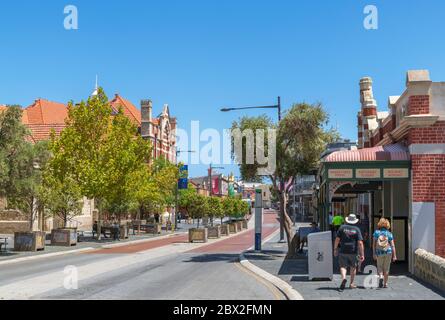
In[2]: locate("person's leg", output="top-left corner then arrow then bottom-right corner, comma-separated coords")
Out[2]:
383,255 -> 391,287
350,267 -> 357,287
377,256 -> 384,288
340,267 -> 347,280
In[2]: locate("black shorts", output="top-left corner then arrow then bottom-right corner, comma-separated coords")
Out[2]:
338,253 -> 358,269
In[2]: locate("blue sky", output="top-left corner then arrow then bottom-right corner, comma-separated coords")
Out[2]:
1,0 -> 445,177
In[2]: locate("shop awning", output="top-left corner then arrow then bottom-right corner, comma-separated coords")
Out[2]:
320,144 -> 411,183
324,144 -> 410,162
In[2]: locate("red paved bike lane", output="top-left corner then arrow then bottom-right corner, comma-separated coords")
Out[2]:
88,210 -> 280,255
188,211 -> 280,254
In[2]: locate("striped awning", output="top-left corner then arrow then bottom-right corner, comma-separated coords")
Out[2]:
324,144 -> 410,162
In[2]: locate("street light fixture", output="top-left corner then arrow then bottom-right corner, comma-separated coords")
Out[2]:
220,96 -> 285,242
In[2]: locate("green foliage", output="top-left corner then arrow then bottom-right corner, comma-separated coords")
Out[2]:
0,106 -> 50,222
187,193 -> 207,227
206,196 -> 223,222
231,115 -> 274,182
48,88 -> 152,220
133,156 -> 178,216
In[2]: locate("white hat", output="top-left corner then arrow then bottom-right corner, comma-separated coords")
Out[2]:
345,214 -> 359,225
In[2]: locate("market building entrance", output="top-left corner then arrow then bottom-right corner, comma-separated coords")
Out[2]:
317,144 -> 411,270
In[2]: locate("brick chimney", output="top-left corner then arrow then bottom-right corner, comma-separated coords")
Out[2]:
141,99 -> 152,138
359,77 -> 378,148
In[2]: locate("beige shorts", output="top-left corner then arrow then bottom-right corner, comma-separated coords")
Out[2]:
376,254 -> 392,273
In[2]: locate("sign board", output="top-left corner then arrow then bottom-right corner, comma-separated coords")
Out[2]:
328,169 -> 353,179
178,165 -> 189,189
356,168 -> 380,179
383,168 -> 409,179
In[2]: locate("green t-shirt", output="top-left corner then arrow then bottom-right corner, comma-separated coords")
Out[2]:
332,215 -> 345,226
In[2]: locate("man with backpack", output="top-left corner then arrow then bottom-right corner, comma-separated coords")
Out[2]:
373,218 -> 397,288
333,214 -> 365,291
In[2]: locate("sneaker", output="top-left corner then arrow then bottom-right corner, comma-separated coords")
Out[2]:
339,279 -> 347,292
379,278 -> 384,288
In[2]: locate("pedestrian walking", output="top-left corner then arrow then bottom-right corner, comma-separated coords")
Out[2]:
373,218 -> 397,288
333,214 -> 365,291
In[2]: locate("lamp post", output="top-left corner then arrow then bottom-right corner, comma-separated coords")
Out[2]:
175,149 -> 195,230
221,97 -> 285,242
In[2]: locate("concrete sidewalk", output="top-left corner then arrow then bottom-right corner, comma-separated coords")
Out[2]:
244,228 -> 445,300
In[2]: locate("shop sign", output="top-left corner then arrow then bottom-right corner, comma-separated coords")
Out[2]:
383,168 -> 409,178
356,168 -> 381,179
328,169 -> 353,179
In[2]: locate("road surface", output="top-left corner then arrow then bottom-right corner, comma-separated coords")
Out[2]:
0,210 -> 281,300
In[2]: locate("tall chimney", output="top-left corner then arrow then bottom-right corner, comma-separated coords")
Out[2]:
141,99 -> 152,138
359,77 -> 377,148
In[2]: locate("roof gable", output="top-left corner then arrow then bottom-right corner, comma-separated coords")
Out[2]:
109,94 -> 141,125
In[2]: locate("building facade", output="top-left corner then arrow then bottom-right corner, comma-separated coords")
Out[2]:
317,70 -> 445,275
0,93 -> 177,232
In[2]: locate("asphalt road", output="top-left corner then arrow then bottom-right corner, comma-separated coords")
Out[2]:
0,211 -> 282,300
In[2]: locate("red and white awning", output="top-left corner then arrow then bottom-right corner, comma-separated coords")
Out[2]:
324,144 -> 409,162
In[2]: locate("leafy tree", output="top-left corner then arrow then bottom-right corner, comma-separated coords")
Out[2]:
221,196 -> 234,223
0,106 -> 50,230
178,184 -> 197,218
188,193 -> 206,228
49,88 -> 151,237
39,173 -> 82,228
231,103 -> 338,256
206,196 -> 223,226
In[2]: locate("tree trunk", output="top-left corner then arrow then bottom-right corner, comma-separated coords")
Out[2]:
279,191 -> 297,258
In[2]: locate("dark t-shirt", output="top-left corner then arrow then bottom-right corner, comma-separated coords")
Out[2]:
336,224 -> 363,254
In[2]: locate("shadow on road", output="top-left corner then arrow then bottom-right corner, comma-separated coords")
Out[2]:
183,253 -> 240,263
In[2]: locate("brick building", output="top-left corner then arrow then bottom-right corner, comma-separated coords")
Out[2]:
0,92 -> 177,232
317,70 -> 445,273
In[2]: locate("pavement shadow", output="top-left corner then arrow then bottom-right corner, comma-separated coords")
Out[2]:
183,253 -> 240,263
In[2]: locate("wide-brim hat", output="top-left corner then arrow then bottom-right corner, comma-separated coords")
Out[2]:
345,214 -> 359,225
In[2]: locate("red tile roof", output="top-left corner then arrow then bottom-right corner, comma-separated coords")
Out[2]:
11,95 -> 163,143
109,94 -> 141,125
23,99 -> 68,125
26,124 -> 66,143
0,105 -> 7,112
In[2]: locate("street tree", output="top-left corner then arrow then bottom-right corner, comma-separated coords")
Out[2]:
231,102 -> 337,256
206,196 -> 223,226
0,106 -> 51,230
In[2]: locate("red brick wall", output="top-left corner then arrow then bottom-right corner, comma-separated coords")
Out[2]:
408,121 -> 445,144
408,95 -> 430,115
409,121 -> 445,257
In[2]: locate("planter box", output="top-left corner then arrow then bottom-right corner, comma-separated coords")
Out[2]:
242,220 -> 248,229
189,228 -> 208,243
229,223 -> 239,234
119,225 -> 129,239
207,225 -> 221,239
51,228 -> 78,246
220,224 -> 230,236
235,221 -> 243,230
14,231 -> 46,251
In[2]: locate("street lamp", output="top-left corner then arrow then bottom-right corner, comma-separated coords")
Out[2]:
175,148 -> 195,230
220,96 -> 285,242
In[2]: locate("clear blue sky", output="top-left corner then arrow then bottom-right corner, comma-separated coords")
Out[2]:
1,0 -> 445,177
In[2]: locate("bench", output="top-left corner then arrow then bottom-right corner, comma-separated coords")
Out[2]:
0,237 -> 8,252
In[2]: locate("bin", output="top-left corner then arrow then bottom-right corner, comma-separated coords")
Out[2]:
307,231 -> 333,280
